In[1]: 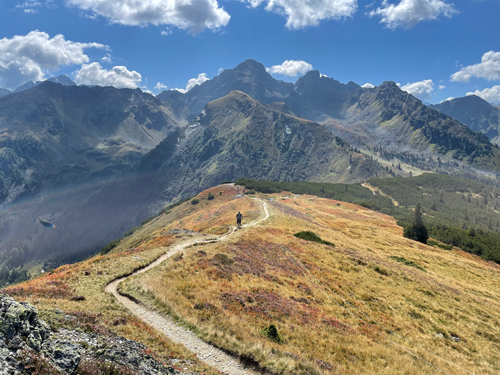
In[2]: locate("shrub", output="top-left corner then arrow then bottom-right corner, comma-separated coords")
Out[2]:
191,199 -> 200,205
294,231 -> 335,247
221,180 -> 232,184
262,324 -> 284,343
373,266 -> 389,276
142,216 -> 156,225
246,190 -> 256,194
389,256 -> 426,271
207,193 -> 215,201
99,238 -> 122,255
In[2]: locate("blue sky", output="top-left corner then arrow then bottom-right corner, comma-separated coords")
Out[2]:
0,0 -> 499,104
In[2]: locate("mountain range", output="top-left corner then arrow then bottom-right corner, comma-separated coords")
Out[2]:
2,58 -> 500,281
430,95 -> 500,145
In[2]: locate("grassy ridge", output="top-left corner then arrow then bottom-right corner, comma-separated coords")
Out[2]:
236,175 -> 500,263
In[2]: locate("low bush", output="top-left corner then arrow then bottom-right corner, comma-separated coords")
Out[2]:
221,180 -> 232,184
262,324 -> 284,343
246,190 -> 256,194
373,266 -> 389,276
191,199 -> 200,205
99,239 -> 122,255
294,231 -> 335,247
389,256 -> 426,271
207,193 -> 215,201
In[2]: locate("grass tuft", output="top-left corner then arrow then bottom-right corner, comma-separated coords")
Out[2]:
294,231 -> 335,247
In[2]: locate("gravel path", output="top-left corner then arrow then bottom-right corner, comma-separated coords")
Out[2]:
106,199 -> 269,375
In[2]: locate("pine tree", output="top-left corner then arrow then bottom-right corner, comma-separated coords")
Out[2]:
403,203 -> 429,244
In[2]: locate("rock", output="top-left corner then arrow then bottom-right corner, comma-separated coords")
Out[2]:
42,340 -> 81,373
7,335 -> 26,350
451,336 -> 461,342
435,333 -> 444,339
26,330 -> 42,351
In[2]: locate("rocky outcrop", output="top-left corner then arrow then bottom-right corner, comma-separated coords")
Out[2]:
0,294 -> 195,374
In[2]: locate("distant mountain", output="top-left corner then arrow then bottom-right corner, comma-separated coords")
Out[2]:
141,90 -> 389,205
286,80 -> 500,173
13,74 -> 76,93
14,81 -> 36,93
157,59 -> 294,124
0,88 -> 11,98
47,74 -> 76,86
0,81 -> 179,204
285,70 -> 360,120
430,95 -> 500,144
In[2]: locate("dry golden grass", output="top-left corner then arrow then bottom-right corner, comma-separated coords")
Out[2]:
2,234 -> 220,375
120,189 -> 500,375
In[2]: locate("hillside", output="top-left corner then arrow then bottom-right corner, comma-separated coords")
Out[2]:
5,184 -> 499,374
430,95 -> 500,145
139,90 -> 390,208
0,81 -> 179,204
286,79 -> 500,177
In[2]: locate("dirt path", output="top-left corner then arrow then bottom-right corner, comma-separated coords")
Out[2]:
362,182 -> 400,206
106,199 -> 269,375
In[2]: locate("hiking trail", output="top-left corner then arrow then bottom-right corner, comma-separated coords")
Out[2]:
106,197 -> 270,375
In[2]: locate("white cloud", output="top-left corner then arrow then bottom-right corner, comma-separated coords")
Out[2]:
242,0 -> 357,29
266,60 -> 313,76
154,82 -> 168,91
75,62 -> 142,89
101,53 -> 112,63
401,79 -> 434,101
445,96 -> 453,101
172,72 -> 211,93
450,51 -> 500,83
161,29 -> 172,36
0,30 -> 107,90
362,83 -> 375,88
439,85 -> 445,89
369,0 -> 456,29
467,86 -> 500,105
186,73 -> 209,91
218,68 -> 224,75
67,0 -> 231,35
320,73 -> 328,78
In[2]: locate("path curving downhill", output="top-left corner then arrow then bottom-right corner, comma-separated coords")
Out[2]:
106,198 -> 269,375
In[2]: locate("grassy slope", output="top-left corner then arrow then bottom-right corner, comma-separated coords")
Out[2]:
113,186 -> 500,375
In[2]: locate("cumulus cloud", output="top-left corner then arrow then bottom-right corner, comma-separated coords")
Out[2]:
242,0 -> 357,29
401,79 -> 434,101
451,51 -> 500,83
467,86 -> 500,105
154,82 -> 168,90
266,60 -> 313,76
0,30 -> 107,90
67,0 -> 231,34
362,83 -> 375,88
173,73 -> 210,93
369,0 -> 457,29
439,85 -> 445,89
75,62 -> 142,89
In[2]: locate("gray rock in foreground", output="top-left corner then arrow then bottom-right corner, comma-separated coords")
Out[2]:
0,294 -> 198,374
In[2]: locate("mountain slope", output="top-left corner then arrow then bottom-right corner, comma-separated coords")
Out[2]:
287,80 -> 500,173
157,59 -> 294,124
0,81 -> 179,203
430,95 -> 500,144
140,90 -> 388,206
0,88 -> 10,98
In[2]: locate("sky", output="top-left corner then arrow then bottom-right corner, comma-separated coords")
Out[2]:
0,0 -> 499,104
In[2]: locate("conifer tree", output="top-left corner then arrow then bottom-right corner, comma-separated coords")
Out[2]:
403,203 -> 429,244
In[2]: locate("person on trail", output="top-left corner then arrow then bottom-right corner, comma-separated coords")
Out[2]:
236,211 -> 242,227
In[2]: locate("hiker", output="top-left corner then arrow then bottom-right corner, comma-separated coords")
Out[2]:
236,211 -> 242,227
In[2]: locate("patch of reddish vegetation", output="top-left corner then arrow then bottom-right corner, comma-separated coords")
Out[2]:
1,266 -> 76,299
199,240 -> 302,280
140,235 -> 175,250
